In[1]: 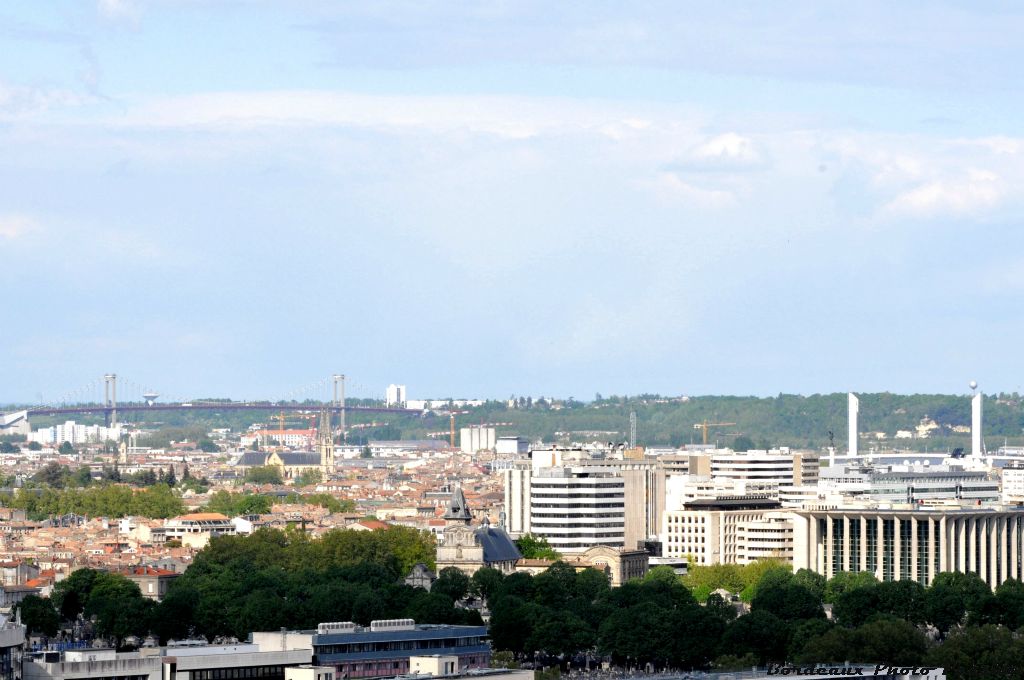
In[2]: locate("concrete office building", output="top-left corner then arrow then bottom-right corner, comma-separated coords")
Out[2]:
708,448 -> 819,494
1001,463 -> 1024,503
792,504 -> 1024,588
530,466 -> 626,552
736,511 -> 796,565
819,464 -> 1000,504
585,458 -> 665,550
661,497 -> 783,565
500,458 -> 532,536
253,620 -> 490,680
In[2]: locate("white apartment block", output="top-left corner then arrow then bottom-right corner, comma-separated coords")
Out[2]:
792,505 -> 1024,588
29,421 -> 124,446
661,497 -> 783,565
529,466 -> 625,552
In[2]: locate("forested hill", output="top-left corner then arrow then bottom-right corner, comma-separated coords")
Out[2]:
12,392 -> 1024,452
461,392 -> 1024,451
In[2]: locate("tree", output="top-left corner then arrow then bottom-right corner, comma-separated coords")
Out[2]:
0,442 -> 18,454
823,570 -> 879,603
294,469 -> 323,487
793,568 -> 826,601
719,610 -> 790,665
52,568 -> 101,621
28,441 -> 42,451
732,435 -> 757,452
198,439 -> 220,453
85,572 -> 154,646
433,567 -> 471,603
751,580 -> 823,621
515,534 -> 560,560
925,624 -> 1024,680
926,571 -> 992,635
165,466 -> 177,487
15,594 -> 60,637
58,441 -> 75,455
875,579 -> 927,625
32,462 -> 70,488
244,466 -> 283,485
471,567 -> 505,601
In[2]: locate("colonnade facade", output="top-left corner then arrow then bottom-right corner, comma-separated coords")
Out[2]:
792,508 -> 1024,588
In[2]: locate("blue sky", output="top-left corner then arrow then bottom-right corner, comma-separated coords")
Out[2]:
2,1 -> 1024,404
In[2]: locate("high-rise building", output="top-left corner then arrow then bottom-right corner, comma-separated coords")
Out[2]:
385,384 -> 406,407
530,466 -> 625,552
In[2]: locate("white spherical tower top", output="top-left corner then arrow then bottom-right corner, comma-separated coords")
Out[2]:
969,380 -> 978,391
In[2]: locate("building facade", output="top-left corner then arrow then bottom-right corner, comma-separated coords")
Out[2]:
661,497 -> 782,565
792,505 -> 1024,588
253,620 -> 490,680
529,466 -> 625,552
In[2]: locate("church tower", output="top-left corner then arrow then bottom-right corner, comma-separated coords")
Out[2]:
317,408 -> 335,472
443,483 -> 473,526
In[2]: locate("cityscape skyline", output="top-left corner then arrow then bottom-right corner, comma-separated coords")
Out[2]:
4,3 -> 1024,400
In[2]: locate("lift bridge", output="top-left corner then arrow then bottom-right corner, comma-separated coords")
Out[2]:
0,373 -> 423,431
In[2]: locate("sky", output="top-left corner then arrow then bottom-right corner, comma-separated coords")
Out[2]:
2,1 -> 1024,404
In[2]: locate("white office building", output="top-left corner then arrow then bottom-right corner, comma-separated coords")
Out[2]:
709,448 -> 820,494
661,497 -> 783,565
500,458 -> 532,536
1002,464 -> 1024,503
737,511 -> 796,565
529,466 -> 625,552
792,504 -> 1024,588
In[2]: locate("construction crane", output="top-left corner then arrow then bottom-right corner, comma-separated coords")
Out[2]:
693,420 -> 737,446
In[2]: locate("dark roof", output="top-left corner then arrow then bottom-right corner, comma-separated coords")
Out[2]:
237,451 -> 271,467
443,486 -> 472,522
277,452 -> 320,465
476,526 -> 522,564
683,496 -> 781,511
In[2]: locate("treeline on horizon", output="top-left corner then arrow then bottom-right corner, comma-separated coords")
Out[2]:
15,527 -> 1024,680
8,392 -> 1024,451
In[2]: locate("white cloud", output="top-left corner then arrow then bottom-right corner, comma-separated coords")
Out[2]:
97,0 -> 140,24
645,171 -> 735,208
0,81 -> 89,118
693,132 -> 762,165
0,214 -> 37,240
884,168 -> 1003,218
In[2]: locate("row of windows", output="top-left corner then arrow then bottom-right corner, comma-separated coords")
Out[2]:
190,668 -> 285,680
315,637 -> 484,655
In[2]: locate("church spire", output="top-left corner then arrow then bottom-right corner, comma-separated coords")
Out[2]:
443,483 -> 472,525
317,407 -> 334,471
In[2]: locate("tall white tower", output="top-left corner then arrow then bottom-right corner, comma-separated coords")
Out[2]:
971,381 -> 984,457
848,393 -> 859,457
